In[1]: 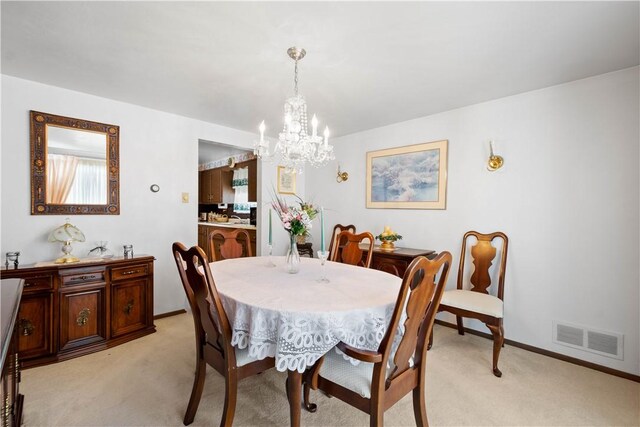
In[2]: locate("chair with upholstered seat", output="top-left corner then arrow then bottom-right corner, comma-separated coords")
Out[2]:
329,230 -> 374,268
430,231 -> 509,377
172,242 -> 274,426
327,224 -> 356,259
208,228 -> 252,261
303,252 -> 452,427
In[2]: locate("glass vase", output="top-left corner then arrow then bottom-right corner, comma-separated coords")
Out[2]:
286,234 -> 301,274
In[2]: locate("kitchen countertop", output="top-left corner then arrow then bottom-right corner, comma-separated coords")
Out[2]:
198,221 -> 257,230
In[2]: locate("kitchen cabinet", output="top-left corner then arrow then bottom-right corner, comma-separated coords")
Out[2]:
1,256 -> 155,368
199,168 -> 234,204
198,224 -> 208,256
199,159 -> 257,204
236,159 -> 257,202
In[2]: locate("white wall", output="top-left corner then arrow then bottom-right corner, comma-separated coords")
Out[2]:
0,75 -> 262,315
256,152 -> 307,257
306,67 -> 640,375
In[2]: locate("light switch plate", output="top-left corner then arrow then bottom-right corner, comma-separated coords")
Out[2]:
182,192 -> 189,203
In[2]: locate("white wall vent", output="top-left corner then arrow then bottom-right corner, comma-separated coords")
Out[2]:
552,321 -> 623,360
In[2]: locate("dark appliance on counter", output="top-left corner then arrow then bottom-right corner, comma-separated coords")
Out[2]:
249,207 -> 257,225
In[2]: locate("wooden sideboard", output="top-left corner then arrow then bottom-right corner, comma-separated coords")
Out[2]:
0,256 -> 155,368
362,245 -> 437,278
1,279 -> 24,427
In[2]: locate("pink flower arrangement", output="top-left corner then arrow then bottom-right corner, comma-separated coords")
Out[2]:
272,194 -> 318,237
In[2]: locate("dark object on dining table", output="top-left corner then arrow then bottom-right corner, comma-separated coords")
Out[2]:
172,242 -> 274,426
430,230 -> 509,377
302,251 -> 453,426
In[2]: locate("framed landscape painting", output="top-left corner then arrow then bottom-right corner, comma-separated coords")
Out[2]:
366,140 -> 448,209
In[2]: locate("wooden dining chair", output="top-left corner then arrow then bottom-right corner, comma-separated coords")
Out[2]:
208,228 -> 252,261
327,223 -> 356,259
430,231 -> 509,377
172,242 -> 274,426
303,252 -> 452,427
329,230 -> 374,268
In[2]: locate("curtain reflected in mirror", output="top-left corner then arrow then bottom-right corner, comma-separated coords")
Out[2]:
46,126 -> 107,205
31,111 -> 119,215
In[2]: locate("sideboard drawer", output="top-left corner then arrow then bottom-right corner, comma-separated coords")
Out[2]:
22,275 -> 53,292
60,269 -> 105,287
111,264 -> 149,282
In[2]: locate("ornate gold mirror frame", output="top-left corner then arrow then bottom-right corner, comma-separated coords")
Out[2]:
30,111 -> 120,215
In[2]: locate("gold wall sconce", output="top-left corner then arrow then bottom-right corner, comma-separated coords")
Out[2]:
336,164 -> 349,183
487,141 -> 504,172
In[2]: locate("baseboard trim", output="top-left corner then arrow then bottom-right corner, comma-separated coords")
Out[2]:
154,309 -> 187,320
434,319 -> 640,383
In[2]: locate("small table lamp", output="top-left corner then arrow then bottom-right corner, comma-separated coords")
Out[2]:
48,219 -> 86,264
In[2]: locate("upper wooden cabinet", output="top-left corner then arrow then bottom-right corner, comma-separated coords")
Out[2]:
199,159 -> 257,204
199,168 -> 233,204
237,159 -> 257,202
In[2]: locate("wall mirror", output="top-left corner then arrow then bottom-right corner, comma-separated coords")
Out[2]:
30,111 -> 120,215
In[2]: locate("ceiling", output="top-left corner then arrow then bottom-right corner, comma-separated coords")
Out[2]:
198,140 -> 250,165
2,2 -> 638,138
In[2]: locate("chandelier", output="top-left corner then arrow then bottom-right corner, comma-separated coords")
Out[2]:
254,47 -> 335,174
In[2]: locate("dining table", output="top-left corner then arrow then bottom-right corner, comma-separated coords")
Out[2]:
209,255 -> 402,427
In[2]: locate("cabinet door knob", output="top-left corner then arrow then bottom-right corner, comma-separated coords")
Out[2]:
19,319 -> 34,336
123,300 -> 134,315
76,308 -> 91,326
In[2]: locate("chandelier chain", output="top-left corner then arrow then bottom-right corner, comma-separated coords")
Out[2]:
294,59 -> 299,96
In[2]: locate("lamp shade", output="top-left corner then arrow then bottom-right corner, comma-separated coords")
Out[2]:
48,220 -> 85,243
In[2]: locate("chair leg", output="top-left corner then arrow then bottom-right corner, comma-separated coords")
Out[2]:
303,383 -> 317,413
487,322 -> 505,378
220,372 -> 238,427
427,329 -> 434,350
370,407 -> 384,427
456,316 -> 464,335
412,384 -> 429,427
183,356 -> 206,425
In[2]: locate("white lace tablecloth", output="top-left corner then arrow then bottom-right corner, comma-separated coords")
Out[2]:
209,256 -> 402,372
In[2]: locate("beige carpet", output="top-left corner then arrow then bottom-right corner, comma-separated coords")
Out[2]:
21,314 -> 639,426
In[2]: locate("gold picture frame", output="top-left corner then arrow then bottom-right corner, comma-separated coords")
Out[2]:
366,140 -> 448,209
277,166 -> 296,194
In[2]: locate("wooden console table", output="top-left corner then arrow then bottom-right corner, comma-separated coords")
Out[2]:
0,255 -> 155,368
1,279 -> 24,426
361,245 -> 436,277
